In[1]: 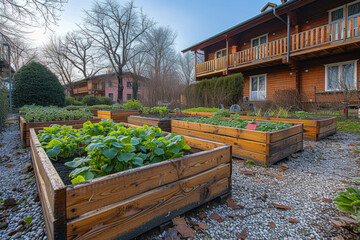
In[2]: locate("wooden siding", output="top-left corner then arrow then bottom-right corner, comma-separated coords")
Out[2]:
243,65 -> 297,101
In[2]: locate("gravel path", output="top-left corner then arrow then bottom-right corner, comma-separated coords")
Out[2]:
143,133 -> 360,239
0,115 -> 47,240
0,115 -> 359,240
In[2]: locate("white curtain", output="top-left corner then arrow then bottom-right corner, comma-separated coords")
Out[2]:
327,66 -> 339,90
342,63 -> 354,89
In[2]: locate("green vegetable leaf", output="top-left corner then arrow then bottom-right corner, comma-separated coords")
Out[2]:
71,175 -> 86,184
154,147 -> 165,156
117,152 -> 133,162
102,148 -> 118,160
46,145 -> 61,158
24,216 -> 33,225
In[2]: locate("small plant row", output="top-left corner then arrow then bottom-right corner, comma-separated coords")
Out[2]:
183,115 -> 292,132
182,107 -> 220,113
247,107 -> 310,120
37,120 -> 191,184
22,106 -> 93,122
142,106 -> 168,117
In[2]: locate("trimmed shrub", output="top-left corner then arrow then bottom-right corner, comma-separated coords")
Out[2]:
123,100 -> 142,110
97,96 -> 113,105
82,95 -> 99,106
65,96 -> 75,106
13,62 -> 65,107
74,100 -> 83,106
0,87 -> 9,130
184,73 -> 243,108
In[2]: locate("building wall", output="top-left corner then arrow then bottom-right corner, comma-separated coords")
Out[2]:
72,73 -> 147,102
202,0 -> 357,61
242,65 -> 297,102
242,51 -> 360,103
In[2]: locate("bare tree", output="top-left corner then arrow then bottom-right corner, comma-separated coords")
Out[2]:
179,52 -> 194,86
42,35 -> 75,96
0,0 -> 66,40
63,31 -> 104,79
80,0 -> 154,103
143,26 -> 184,106
126,51 -> 147,100
9,38 -> 38,71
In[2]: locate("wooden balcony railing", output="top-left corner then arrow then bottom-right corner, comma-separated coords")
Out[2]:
229,37 -> 288,67
196,16 -> 360,76
195,55 -> 227,75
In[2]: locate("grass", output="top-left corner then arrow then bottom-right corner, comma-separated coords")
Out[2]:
337,120 -> 360,134
182,107 -> 221,113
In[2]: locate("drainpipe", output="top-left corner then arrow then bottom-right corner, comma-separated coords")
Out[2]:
272,7 -> 286,24
271,6 -> 290,63
287,14 -> 290,63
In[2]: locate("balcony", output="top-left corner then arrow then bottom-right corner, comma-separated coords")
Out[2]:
195,15 -> 360,77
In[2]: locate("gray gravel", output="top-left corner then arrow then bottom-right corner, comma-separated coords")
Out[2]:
0,115 -> 359,240
0,116 -> 47,240
145,133 -> 360,239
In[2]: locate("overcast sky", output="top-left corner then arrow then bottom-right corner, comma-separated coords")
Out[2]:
30,0 -> 273,52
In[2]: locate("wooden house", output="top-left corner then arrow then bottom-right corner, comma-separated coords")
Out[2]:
182,0 -> 360,106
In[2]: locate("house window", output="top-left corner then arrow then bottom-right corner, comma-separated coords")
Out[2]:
137,82 -> 140,88
329,7 -> 344,40
348,2 -> 360,37
127,81 -> 132,88
93,83 -> 97,89
216,49 -> 226,58
127,94 -> 132,100
250,74 -> 266,101
108,80 -> 112,88
325,60 -> 357,91
251,34 -> 268,48
108,93 -> 113,100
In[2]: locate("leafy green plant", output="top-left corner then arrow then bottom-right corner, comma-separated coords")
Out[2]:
24,216 -> 33,225
334,178 -> 360,221
38,120 -> 191,184
295,111 -> 309,119
277,107 -> 289,118
183,117 -> 291,132
22,106 -> 93,122
255,108 -> 263,117
123,100 -> 142,110
142,107 -> 168,117
182,107 -> 220,113
212,109 -> 230,118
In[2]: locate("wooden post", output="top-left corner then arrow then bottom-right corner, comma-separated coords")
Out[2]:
194,51 -> 197,81
226,36 -> 229,75
344,5 -> 348,40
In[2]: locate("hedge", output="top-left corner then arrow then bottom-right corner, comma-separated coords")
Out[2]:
0,87 -> 9,130
185,73 -> 243,108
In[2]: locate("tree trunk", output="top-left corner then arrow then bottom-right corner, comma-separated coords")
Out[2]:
117,68 -> 124,103
132,80 -> 138,100
345,104 -> 349,119
68,85 -> 75,97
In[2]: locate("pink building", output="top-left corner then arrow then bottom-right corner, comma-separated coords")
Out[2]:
71,72 -> 148,102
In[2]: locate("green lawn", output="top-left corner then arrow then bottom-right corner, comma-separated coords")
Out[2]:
337,121 -> 360,135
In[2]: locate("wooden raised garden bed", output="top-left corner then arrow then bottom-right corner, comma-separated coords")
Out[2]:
128,115 -> 171,132
79,108 -> 98,116
171,120 -> 303,166
183,111 -> 214,116
98,110 -> 140,123
30,124 -> 231,240
236,116 -> 336,141
19,116 -> 101,148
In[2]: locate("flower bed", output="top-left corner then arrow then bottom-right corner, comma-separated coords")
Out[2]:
98,110 -> 140,123
30,122 -> 231,239
171,118 -> 303,166
237,116 -> 336,141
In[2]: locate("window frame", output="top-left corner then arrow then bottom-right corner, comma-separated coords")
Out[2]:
251,34 -> 268,48
126,81 -> 132,89
324,60 -> 358,92
215,48 -> 227,59
249,74 -> 267,101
